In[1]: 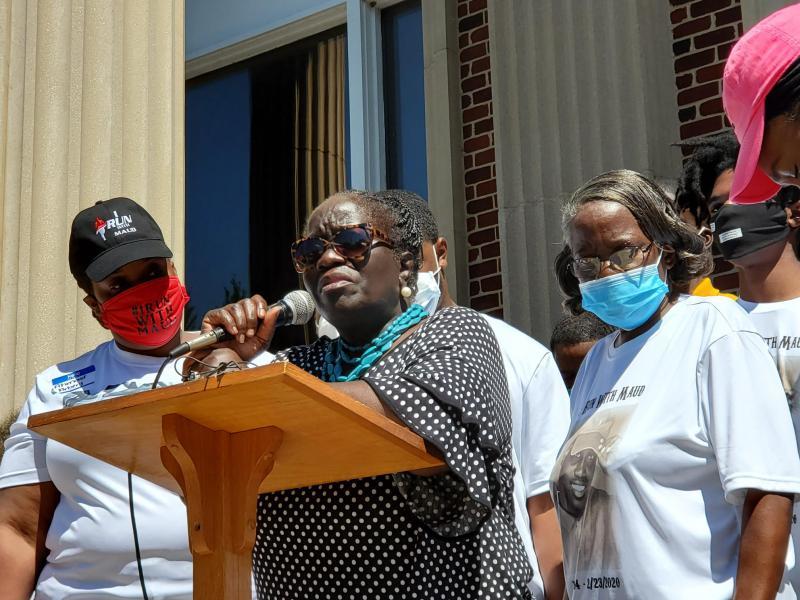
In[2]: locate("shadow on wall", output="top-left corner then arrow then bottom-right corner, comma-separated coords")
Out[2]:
0,408 -> 19,460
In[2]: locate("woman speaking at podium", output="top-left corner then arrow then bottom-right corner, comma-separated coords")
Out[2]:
200,190 -> 533,599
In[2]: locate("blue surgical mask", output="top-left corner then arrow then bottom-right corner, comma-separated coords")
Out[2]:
578,254 -> 668,331
413,248 -> 442,316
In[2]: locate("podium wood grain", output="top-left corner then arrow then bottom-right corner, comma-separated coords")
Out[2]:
28,362 -> 443,599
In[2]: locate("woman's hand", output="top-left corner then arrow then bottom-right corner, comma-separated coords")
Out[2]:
200,294 -> 278,361
181,295 -> 281,377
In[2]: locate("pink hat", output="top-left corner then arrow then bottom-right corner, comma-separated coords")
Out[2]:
723,4 -> 800,204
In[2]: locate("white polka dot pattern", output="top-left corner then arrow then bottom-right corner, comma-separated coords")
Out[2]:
252,306 -> 532,599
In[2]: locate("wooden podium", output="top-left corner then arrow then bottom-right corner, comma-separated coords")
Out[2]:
28,362 -> 443,599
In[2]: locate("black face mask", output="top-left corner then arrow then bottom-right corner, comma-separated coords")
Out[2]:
712,202 -> 789,260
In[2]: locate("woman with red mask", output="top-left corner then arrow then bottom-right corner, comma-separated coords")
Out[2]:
0,198 -> 197,599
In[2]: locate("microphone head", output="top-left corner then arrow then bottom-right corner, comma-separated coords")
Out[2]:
283,290 -> 316,325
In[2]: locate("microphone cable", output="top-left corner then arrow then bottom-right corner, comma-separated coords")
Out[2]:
151,356 -> 172,390
125,361 -> 175,600
128,472 -> 150,599
132,353 -> 176,597
125,345 -> 202,599
134,348 -> 256,600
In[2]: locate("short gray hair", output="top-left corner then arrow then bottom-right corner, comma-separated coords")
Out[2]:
556,169 -> 713,314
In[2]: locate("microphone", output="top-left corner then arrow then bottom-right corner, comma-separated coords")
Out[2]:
168,290 -> 316,359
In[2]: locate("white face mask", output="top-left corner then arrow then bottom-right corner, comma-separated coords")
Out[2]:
316,314 -> 340,339
413,247 -> 442,315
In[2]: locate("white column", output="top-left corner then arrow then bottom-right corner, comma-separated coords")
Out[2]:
0,0 -> 185,414
741,0 -> 795,29
421,0 -> 468,305
488,0 -> 682,342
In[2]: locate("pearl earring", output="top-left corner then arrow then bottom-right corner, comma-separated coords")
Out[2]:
400,286 -> 413,298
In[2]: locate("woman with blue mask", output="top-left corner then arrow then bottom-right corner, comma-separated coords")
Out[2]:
550,169 -> 800,600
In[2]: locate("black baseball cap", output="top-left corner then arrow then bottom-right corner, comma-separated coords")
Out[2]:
68,197 -> 172,282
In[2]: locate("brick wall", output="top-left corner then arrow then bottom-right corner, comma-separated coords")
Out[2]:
457,0 -> 503,317
670,0 -> 744,292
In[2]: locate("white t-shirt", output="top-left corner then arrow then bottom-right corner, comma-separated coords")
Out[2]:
0,341 -> 193,599
739,296 -> 800,594
483,315 -> 571,599
551,296 -> 800,599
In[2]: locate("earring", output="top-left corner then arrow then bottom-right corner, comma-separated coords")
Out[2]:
400,286 -> 413,298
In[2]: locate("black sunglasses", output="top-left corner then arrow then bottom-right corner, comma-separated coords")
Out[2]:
291,223 -> 393,273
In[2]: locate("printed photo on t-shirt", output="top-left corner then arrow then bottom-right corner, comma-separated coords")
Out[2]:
552,404 -> 636,595
774,352 -> 800,410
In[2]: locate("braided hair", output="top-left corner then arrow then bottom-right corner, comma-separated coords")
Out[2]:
372,190 -> 427,262
674,131 -> 739,226
374,190 -> 440,244
372,190 -> 426,296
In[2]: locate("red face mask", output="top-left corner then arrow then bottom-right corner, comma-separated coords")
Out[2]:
100,275 -> 190,348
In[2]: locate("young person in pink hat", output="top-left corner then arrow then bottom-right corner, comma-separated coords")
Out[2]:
723,4 -> 800,204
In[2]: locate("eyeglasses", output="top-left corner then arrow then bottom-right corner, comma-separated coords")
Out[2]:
291,223 -> 392,273
571,242 -> 657,281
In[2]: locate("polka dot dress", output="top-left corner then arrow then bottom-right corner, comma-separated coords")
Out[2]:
252,306 -> 533,599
